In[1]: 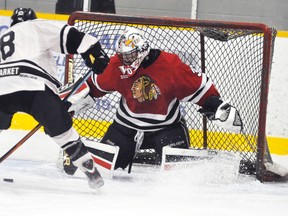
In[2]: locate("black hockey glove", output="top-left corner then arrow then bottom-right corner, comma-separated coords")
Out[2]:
198,96 -> 243,133
81,41 -> 110,74
198,96 -> 223,119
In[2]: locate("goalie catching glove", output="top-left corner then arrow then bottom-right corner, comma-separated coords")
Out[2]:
199,96 -> 243,133
59,80 -> 95,115
81,41 -> 110,74
211,101 -> 243,133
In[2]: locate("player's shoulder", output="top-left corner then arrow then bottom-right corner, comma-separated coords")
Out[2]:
160,50 -> 180,58
158,50 -> 182,64
33,19 -> 65,28
109,54 -> 121,66
11,19 -> 63,31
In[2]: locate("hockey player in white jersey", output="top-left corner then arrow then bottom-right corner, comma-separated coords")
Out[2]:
0,8 -> 110,189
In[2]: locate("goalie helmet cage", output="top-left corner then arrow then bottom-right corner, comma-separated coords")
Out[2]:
65,11 -> 277,182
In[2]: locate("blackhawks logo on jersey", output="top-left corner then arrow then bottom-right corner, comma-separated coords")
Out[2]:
131,75 -> 161,102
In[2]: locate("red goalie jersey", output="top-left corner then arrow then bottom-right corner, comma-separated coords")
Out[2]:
88,49 -> 220,131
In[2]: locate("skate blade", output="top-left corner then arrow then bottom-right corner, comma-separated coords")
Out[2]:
88,177 -> 104,189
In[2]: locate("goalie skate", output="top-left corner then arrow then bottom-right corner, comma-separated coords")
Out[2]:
81,159 -> 104,189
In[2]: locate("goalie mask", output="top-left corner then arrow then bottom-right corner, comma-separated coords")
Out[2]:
116,27 -> 150,77
10,8 -> 37,27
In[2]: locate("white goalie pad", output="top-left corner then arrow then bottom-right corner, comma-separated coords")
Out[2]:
161,146 -> 241,180
83,139 -> 119,179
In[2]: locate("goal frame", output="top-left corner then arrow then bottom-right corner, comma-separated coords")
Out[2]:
65,11 -> 275,182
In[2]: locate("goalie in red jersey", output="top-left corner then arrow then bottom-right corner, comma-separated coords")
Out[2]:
67,27 -> 243,172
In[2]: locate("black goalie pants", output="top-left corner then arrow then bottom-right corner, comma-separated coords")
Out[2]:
101,118 -> 190,170
0,87 -> 72,137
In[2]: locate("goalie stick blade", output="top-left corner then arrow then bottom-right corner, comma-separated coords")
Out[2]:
261,162 -> 288,182
161,147 -> 241,175
261,171 -> 288,182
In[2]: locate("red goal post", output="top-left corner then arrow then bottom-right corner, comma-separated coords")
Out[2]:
65,11 -> 277,182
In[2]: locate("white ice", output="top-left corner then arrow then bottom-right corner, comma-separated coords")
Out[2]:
0,129 -> 287,216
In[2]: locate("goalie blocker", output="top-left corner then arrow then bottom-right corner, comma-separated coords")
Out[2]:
59,79 -> 95,115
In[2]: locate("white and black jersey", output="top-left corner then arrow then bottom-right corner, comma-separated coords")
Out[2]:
0,19 -> 98,96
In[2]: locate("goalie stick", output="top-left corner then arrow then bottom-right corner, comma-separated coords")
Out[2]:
0,70 -> 93,164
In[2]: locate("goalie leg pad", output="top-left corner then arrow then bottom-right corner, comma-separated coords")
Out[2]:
83,140 -> 119,179
161,146 -> 241,182
61,140 -> 119,179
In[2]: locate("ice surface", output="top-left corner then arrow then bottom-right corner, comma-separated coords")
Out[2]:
0,130 -> 287,216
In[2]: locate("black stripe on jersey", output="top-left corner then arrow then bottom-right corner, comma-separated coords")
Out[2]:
119,98 -> 180,124
20,60 -> 61,87
66,27 -> 85,54
187,77 -> 209,102
116,111 -> 181,131
20,66 -> 61,87
116,99 -> 181,130
60,25 -> 66,54
21,60 -> 61,86
0,60 -> 61,88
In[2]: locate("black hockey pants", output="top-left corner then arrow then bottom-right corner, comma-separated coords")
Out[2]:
0,86 -> 72,137
101,118 -> 190,170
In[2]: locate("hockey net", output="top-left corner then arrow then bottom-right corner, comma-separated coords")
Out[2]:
65,12 -> 277,182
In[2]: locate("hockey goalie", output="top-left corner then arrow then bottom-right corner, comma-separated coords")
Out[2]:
60,27 -> 288,181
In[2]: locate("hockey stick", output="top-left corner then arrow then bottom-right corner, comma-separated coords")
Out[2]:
0,70 -> 93,164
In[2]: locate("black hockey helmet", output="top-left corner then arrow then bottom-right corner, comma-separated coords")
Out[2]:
10,8 -> 37,27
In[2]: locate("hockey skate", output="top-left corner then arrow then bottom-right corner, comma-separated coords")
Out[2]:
65,139 -> 104,189
63,150 -> 78,175
78,158 -> 104,189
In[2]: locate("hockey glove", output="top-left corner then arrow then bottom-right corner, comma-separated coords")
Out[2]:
210,101 -> 243,134
81,41 -> 110,74
68,94 -> 95,116
59,80 -> 95,115
198,95 -> 223,119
